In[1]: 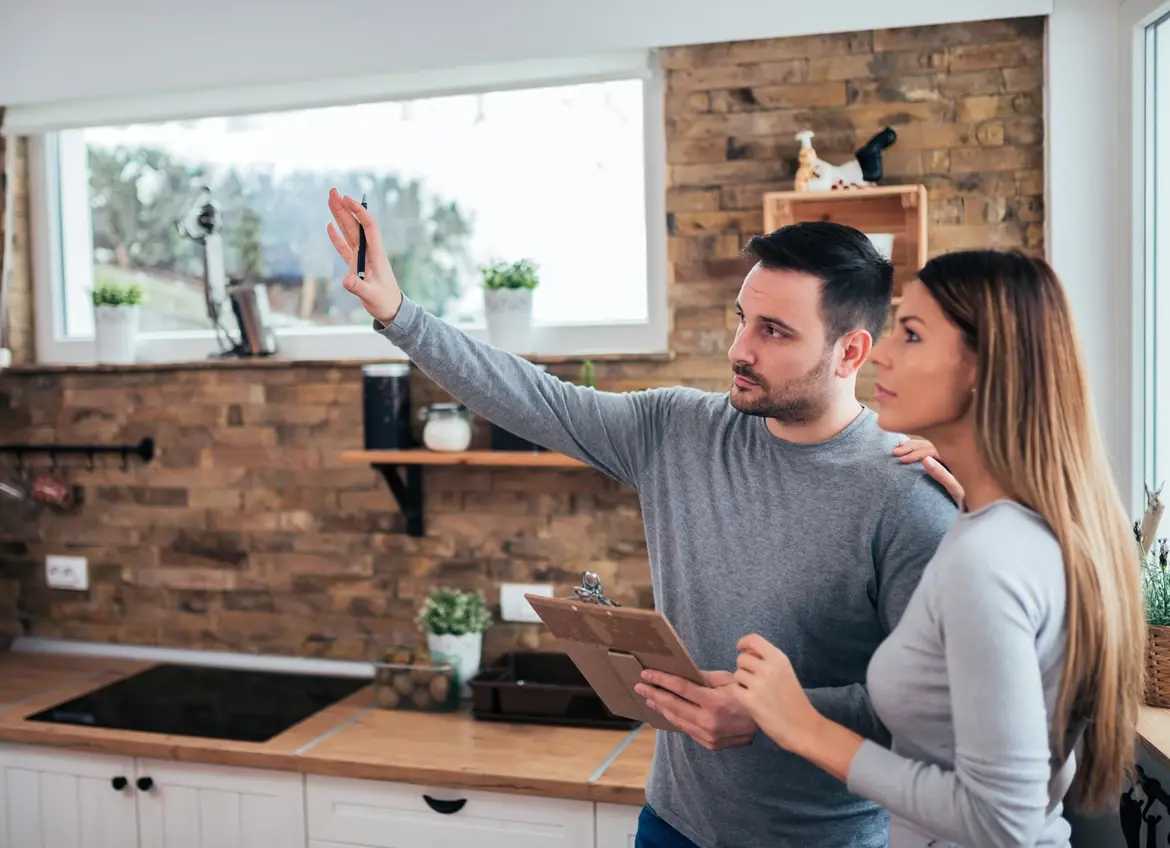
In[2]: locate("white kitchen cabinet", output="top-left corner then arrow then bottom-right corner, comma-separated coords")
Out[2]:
305,774 -> 595,848
0,743 -> 138,848
0,742 -> 630,848
595,802 -> 641,847
0,744 -> 303,848
135,758 -> 305,848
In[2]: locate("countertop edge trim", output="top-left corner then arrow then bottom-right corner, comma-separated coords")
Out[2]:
294,708 -> 375,756
588,723 -> 645,784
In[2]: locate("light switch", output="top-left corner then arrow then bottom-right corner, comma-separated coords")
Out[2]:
501,583 -> 553,623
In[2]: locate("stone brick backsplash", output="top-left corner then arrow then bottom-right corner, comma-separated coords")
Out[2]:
0,17 -> 1044,661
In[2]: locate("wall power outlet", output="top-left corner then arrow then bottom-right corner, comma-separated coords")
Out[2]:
46,555 -> 88,591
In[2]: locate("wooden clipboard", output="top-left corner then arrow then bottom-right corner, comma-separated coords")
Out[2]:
524,591 -> 708,732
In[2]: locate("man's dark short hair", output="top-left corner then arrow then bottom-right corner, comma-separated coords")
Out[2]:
742,221 -> 895,342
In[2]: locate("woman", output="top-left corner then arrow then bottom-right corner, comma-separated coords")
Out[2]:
731,250 -> 1145,847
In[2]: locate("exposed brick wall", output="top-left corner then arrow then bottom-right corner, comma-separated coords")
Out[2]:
0,132 -> 34,364
0,17 -> 1045,661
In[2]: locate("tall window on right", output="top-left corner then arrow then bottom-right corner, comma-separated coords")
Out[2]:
1145,13 -> 1170,494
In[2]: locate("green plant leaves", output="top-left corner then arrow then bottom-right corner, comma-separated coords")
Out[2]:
480,258 -> 539,291
416,587 -> 493,636
1144,538 -> 1170,627
90,281 -> 144,308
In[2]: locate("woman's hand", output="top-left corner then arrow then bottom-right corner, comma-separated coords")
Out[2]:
730,634 -> 823,755
732,634 -> 866,783
326,188 -> 404,326
892,438 -> 965,505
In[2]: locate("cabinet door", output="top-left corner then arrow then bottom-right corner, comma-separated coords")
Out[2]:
306,774 -> 594,848
0,743 -> 138,848
134,758 -> 305,848
595,803 -> 641,848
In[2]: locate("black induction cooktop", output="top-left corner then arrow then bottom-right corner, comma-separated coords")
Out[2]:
25,662 -> 371,743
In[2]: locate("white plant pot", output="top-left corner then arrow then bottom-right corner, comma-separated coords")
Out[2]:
483,287 -> 534,353
427,632 -> 483,698
93,305 -> 140,365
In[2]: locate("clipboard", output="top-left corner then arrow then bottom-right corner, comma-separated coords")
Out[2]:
524,572 -> 708,732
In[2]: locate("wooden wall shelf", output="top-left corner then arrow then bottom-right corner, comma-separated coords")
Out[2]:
340,450 -> 587,468
339,449 -> 590,536
762,184 -> 928,300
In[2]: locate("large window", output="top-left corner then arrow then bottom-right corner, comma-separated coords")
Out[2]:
24,56 -> 667,362
1145,15 -> 1170,497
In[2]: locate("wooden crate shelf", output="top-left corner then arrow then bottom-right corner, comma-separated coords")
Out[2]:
339,449 -> 590,536
762,184 -> 928,300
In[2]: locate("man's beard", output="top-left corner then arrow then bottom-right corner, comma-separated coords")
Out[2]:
729,349 -> 834,424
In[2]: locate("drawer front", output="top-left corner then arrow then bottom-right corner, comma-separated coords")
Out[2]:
306,775 -> 594,848
596,802 -> 640,848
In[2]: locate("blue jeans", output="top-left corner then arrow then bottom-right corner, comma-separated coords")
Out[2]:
635,804 -> 701,848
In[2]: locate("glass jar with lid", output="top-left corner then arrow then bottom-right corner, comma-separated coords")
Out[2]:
418,403 -> 473,452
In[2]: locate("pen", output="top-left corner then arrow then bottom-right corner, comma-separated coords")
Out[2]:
357,193 -> 367,280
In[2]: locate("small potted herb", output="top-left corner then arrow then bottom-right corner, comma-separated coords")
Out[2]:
482,258 -> 539,353
1139,484 -> 1170,706
90,281 -> 144,364
417,587 -> 493,697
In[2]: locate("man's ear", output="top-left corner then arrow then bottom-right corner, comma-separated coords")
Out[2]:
835,329 -> 873,378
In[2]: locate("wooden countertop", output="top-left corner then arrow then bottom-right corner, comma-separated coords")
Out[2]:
0,650 -> 649,805
1140,706 -> 1170,770
590,725 -> 656,804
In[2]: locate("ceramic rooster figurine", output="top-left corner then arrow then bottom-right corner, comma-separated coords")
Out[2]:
1141,482 -> 1166,557
794,127 -> 898,192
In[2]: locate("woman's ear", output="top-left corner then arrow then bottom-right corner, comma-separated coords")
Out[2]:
959,347 -> 980,398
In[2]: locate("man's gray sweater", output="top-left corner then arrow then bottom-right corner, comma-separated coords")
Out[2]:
377,296 -> 957,847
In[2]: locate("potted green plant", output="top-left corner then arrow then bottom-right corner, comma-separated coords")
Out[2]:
482,258 -> 539,353
417,587 -> 493,697
1139,484 -> 1169,706
90,280 -> 144,364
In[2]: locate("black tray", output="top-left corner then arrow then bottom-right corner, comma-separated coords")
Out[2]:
469,651 -> 640,730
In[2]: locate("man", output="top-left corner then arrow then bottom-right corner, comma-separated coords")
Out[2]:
326,188 -> 957,848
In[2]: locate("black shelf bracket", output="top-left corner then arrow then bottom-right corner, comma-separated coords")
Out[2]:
374,463 -> 424,537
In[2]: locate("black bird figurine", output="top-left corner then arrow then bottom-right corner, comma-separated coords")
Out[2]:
855,127 -> 899,183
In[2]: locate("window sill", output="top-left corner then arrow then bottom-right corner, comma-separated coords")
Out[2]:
0,350 -> 677,377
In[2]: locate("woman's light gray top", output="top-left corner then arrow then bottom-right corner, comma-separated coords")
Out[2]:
848,500 -> 1076,847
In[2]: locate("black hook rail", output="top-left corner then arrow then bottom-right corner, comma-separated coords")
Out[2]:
0,437 -> 155,468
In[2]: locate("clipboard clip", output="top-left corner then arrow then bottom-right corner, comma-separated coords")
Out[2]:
573,571 -> 621,607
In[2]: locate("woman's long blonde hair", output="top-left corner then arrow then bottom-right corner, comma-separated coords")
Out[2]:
918,249 -> 1145,811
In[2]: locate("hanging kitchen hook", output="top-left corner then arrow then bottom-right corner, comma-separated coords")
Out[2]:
0,437 -> 155,470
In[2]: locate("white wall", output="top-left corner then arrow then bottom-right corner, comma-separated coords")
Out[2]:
0,0 -> 1145,510
1046,0 -> 1139,509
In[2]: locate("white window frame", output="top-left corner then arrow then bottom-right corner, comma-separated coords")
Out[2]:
1125,0 -> 1170,508
18,52 -> 669,365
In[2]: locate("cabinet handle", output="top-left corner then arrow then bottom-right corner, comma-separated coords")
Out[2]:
136,777 -> 153,792
111,776 -> 128,791
422,795 -> 466,815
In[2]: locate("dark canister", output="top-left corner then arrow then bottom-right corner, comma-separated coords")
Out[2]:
362,363 -> 413,449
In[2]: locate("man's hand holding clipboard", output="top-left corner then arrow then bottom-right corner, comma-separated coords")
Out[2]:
634,669 -> 757,750
525,572 -> 757,749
